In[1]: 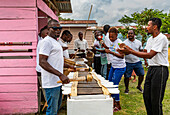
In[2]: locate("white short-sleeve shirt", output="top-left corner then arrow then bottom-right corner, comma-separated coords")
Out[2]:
36,39 -> 43,72
106,38 -> 126,68
124,39 -> 143,63
145,33 -> 169,66
74,39 -> 88,50
58,38 -> 69,58
39,36 -> 63,88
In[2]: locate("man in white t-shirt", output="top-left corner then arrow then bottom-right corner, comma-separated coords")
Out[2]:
39,19 -> 73,115
74,32 -> 88,58
103,25 -> 111,80
119,18 -> 169,115
123,30 -> 147,94
58,30 -> 72,58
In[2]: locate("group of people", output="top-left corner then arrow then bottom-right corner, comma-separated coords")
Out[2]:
36,18 -> 169,115
92,18 -> 169,115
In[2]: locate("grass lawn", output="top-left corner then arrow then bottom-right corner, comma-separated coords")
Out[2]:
114,69 -> 170,115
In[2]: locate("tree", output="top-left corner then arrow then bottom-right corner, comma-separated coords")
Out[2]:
118,8 -> 170,44
58,13 -> 74,21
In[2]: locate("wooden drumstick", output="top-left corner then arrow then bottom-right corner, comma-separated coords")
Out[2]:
57,74 -> 93,83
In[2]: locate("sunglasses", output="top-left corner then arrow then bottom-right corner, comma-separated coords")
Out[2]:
50,26 -> 62,30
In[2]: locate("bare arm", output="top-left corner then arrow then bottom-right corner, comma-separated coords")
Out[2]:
119,46 -> 157,59
39,54 -> 70,84
105,49 -> 124,59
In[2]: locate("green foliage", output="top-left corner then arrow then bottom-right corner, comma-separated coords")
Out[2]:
118,8 -> 170,44
58,13 -> 74,21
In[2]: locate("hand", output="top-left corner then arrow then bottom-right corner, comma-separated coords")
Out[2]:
94,45 -> 99,48
70,65 -> 76,72
118,46 -> 132,55
105,49 -> 111,54
145,61 -> 148,67
59,74 -> 70,84
62,47 -> 68,51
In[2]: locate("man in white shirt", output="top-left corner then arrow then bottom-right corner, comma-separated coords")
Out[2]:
123,30 -> 147,94
103,25 -> 111,80
58,30 -> 72,58
119,18 -> 169,115
39,19 -> 73,115
74,32 -> 88,58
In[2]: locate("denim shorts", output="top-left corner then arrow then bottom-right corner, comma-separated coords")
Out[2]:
124,61 -> 144,78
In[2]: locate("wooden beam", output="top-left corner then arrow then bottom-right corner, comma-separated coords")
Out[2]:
71,72 -> 78,96
53,1 -> 70,3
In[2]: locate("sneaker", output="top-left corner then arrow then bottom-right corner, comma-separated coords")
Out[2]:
137,86 -> 143,93
124,89 -> 129,94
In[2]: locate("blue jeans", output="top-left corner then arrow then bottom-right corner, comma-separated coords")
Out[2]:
101,64 -> 107,79
109,66 -> 126,101
44,86 -> 62,115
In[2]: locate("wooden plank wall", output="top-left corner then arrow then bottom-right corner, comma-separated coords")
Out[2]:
0,0 -> 38,114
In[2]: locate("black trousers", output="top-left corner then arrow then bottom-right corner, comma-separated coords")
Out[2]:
143,66 -> 169,115
94,56 -> 101,74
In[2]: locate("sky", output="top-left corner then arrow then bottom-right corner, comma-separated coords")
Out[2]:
61,0 -> 170,26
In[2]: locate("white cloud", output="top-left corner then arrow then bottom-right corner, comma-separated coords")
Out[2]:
61,0 -> 170,26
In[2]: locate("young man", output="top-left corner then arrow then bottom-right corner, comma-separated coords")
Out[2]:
58,30 -> 72,58
103,25 -> 110,80
123,30 -> 146,94
39,19 -> 74,115
119,18 -> 169,115
104,27 -> 126,112
74,31 -> 88,58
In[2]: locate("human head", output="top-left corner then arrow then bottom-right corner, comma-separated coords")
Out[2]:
39,25 -> 48,38
48,19 -> 62,39
61,30 -> 72,43
108,27 -> 118,42
147,18 -> 162,34
128,30 -> 135,40
103,25 -> 110,35
94,30 -> 103,41
78,32 -> 83,40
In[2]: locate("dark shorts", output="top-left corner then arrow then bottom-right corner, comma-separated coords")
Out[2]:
124,61 -> 144,78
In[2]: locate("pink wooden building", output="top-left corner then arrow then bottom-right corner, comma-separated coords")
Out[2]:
0,0 -> 72,114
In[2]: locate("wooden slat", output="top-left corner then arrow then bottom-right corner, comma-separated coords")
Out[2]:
77,88 -> 103,95
0,84 -> 37,92
0,19 -> 36,31
0,108 -> 37,114
0,31 -> 37,42
0,8 -> 36,19
0,0 -> 36,8
37,0 -> 58,20
0,92 -> 37,101
0,52 -> 36,57
0,59 -> 36,68
0,76 -> 37,84
0,46 -> 36,50
0,101 -> 38,109
77,84 -> 100,88
0,68 -> 37,76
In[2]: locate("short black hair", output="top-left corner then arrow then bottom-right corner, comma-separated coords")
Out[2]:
149,18 -> 162,30
103,25 -> 110,33
108,27 -> 118,33
61,30 -> 71,37
78,31 -> 83,36
48,19 -> 59,27
39,25 -> 48,36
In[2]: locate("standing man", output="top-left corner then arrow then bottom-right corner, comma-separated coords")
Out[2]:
39,19 -> 70,115
58,30 -> 72,58
74,31 -> 88,58
123,30 -> 146,94
119,18 -> 169,115
103,25 -> 110,80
